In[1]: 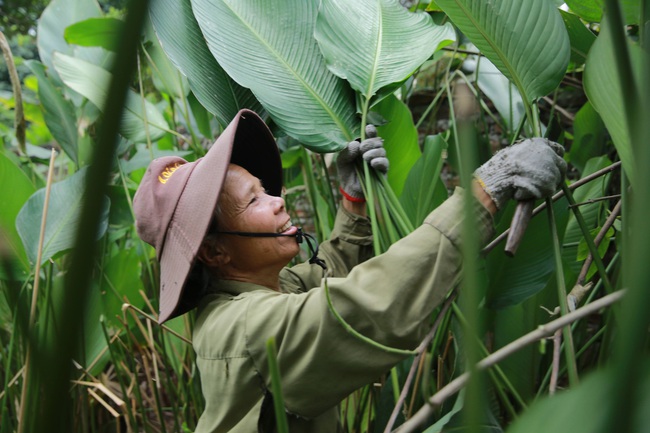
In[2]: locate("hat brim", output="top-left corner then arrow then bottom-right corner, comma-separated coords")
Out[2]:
158,109 -> 281,323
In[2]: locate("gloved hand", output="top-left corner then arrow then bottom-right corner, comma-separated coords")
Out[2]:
474,137 -> 567,210
337,124 -> 389,201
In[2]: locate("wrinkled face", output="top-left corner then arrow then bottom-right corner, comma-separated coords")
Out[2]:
214,164 -> 300,273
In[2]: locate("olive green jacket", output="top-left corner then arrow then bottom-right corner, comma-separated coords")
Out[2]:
192,188 -> 494,433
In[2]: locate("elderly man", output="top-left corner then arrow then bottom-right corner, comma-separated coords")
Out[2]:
133,109 -> 565,432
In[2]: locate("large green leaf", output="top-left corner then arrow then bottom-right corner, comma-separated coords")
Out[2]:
374,94 -> 422,196
436,0 -> 570,103
486,198 -> 570,309
0,153 -> 35,279
399,134 -> 448,226
584,19 -> 642,187
36,0 -> 103,84
314,0 -> 455,100
148,0 -> 263,127
15,167 -> 110,266
26,60 -> 79,165
507,366 -> 650,433
191,0 -> 358,152
52,53 -> 170,143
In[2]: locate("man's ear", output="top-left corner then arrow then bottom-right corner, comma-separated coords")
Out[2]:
198,237 -> 230,268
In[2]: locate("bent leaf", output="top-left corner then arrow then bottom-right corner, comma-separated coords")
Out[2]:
436,0 -> 570,103
64,17 -> 124,51
16,167 -> 110,266
373,94 -> 423,196
400,134 -> 448,226
27,60 -> 79,165
584,18 -> 642,187
315,0 -> 455,99
191,0 -> 358,152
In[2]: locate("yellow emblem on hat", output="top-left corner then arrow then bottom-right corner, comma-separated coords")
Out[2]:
158,162 -> 183,184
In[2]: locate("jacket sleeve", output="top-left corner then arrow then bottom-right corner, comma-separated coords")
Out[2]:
279,205 -> 374,292
245,188 -> 494,418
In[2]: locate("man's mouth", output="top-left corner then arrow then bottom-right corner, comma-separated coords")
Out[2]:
278,220 -> 293,233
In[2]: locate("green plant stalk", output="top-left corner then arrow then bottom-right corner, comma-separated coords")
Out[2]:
375,186 -> 401,245
266,338 -> 289,433
390,367 -> 401,405
546,198 -> 579,386
414,84 -> 446,130
456,110 -> 488,431
300,147 -> 325,241
377,175 -> 414,234
362,163 -> 382,256
560,183 -> 614,293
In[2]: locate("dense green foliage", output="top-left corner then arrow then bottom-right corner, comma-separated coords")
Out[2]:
0,0 -> 649,432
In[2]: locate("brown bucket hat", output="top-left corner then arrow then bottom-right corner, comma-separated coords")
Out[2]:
133,109 -> 282,323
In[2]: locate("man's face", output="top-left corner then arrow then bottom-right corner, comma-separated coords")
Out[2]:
215,164 -> 300,273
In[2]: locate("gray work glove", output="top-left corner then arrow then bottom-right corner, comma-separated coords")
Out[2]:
337,124 -> 389,201
474,137 -> 567,210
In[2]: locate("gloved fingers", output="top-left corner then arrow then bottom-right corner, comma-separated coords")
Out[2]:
369,157 -> 389,173
359,136 -> 384,153
338,140 -> 361,164
546,140 -> 565,158
361,146 -> 386,160
512,177 -> 544,201
512,169 -> 560,201
365,124 -> 378,139
361,148 -> 389,173
553,151 -> 568,177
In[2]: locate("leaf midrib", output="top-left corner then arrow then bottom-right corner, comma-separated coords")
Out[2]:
223,1 -> 353,140
449,0 -> 529,102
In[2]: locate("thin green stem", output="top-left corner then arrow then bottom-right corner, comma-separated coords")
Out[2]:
323,278 -> 416,356
546,198 -> 579,386
560,183 -> 614,293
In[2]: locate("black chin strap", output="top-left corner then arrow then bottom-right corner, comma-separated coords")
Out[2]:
215,227 -> 327,270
